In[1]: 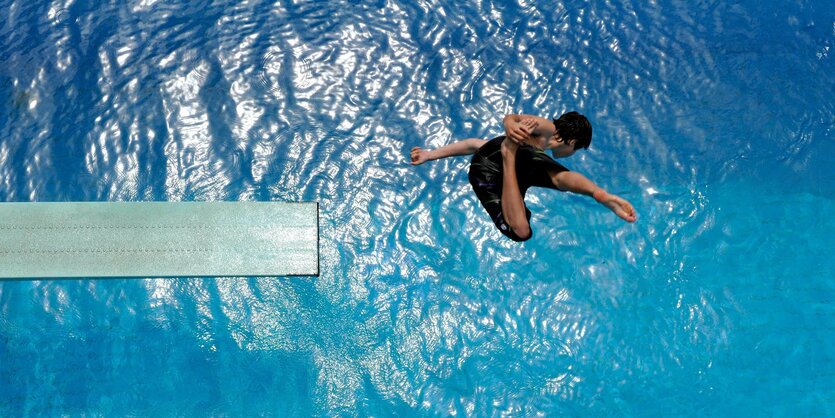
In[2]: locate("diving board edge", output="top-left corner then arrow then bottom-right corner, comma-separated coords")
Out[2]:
0,201 -> 320,279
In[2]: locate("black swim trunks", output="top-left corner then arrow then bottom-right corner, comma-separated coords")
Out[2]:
468,136 -> 569,241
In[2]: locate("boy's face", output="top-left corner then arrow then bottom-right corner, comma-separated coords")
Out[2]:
546,133 -> 576,158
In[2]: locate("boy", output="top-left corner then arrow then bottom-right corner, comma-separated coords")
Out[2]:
410,112 -> 637,242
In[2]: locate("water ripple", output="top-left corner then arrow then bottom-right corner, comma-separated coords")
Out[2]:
0,0 -> 833,415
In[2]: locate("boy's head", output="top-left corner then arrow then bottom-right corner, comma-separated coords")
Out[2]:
549,111 -> 592,158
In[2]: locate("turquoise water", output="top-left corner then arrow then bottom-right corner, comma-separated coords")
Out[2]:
1,0 -> 834,415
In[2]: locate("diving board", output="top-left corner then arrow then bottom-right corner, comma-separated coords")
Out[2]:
0,202 -> 318,279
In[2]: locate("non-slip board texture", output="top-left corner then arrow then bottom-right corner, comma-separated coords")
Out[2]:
0,202 -> 318,279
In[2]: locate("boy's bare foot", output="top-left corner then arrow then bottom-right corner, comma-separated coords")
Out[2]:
410,146 -> 431,165
593,189 -> 637,223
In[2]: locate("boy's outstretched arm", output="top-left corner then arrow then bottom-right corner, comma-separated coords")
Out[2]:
550,170 -> 638,223
410,138 -> 486,165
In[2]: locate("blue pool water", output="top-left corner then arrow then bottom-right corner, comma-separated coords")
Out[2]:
1,0 -> 834,415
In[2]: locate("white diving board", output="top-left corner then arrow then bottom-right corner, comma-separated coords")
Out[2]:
0,202 -> 318,279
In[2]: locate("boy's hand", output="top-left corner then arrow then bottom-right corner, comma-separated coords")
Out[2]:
506,118 -> 538,144
593,189 -> 637,223
410,147 -> 432,165
520,118 -> 538,134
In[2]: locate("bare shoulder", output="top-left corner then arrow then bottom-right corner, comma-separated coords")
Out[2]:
515,114 -> 555,141
519,114 -> 555,133
517,114 -> 554,124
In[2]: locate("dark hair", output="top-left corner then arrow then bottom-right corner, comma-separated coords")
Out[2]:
552,111 -> 592,150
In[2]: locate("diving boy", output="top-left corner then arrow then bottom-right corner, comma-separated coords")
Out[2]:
410,112 -> 637,242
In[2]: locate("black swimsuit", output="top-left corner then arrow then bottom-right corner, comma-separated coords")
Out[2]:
468,136 -> 569,241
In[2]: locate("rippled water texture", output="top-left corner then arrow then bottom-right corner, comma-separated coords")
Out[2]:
1,0 -> 834,415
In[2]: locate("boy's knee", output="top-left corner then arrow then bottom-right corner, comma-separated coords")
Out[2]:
507,225 -> 532,242
495,210 -> 533,242
514,229 -> 532,242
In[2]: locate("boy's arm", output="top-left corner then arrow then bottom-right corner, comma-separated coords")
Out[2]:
549,169 -> 638,223
410,139 -> 486,165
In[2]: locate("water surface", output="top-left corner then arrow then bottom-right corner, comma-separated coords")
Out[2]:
1,0 -> 833,415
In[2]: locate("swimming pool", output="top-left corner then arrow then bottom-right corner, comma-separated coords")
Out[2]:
1,0 -> 833,415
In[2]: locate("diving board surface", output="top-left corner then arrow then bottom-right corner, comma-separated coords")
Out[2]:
0,202 -> 318,279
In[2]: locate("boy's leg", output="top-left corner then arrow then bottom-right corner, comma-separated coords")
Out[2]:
468,166 -> 533,242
